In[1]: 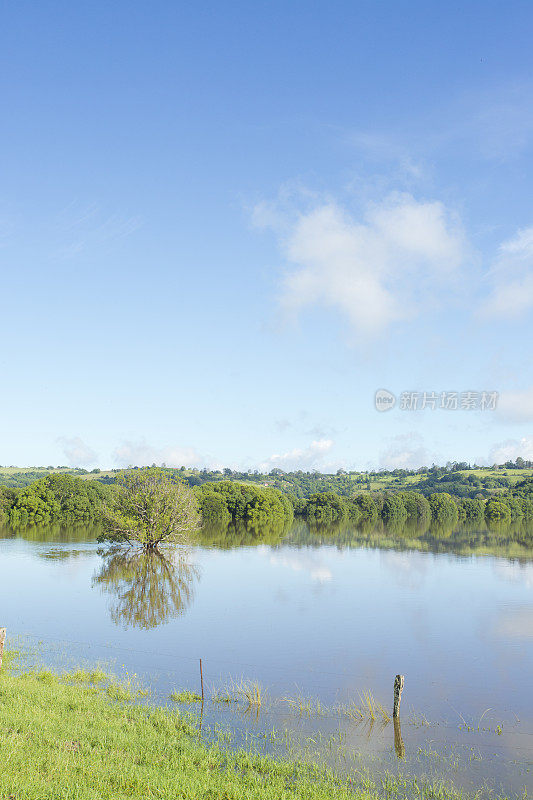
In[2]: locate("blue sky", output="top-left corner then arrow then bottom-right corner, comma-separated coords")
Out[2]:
1,0 -> 532,471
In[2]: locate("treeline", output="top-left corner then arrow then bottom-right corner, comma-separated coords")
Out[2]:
0,475 -> 112,525
195,481 -> 294,530
297,480 -> 533,527
0,474 -> 296,532
2,458 -> 532,497
2,469 -> 532,534
177,461 -> 532,500
0,467 -> 100,489
196,479 -> 533,530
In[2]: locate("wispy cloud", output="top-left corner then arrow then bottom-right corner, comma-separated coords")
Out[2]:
113,439 -> 205,469
379,433 -> 439,470
496,387 -> 533,423
254,190 -> 467,341
347,82 -> 533,167
273,411 -> 338,439
57,436 -> 98,467
479,226 -> 533,320
488,436 -> 533,465
52,201 -> 142,261
259,439 -> 333,472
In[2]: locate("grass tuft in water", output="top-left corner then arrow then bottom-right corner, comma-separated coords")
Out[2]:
170,689 -> 202,704
281,692 -> 327,717
231,677 -> 266,708
337,691 -> 391,724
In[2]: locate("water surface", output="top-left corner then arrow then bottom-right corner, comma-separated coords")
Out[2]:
3,520 -> 533,796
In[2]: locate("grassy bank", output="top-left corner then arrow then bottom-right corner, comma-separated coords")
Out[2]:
0,655 -> 369,800
0,654 -> 498,800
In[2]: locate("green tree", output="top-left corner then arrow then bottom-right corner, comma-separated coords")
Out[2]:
381,494 -> 407,524
395,491 -> 430,523
485,499 -> 511,524
458,497 -> 484,523
352,493 -> 378,522
196,490 -> 231,526
101,468 -> 200,551
428,492 -> 459,525
305,492 -> 347,525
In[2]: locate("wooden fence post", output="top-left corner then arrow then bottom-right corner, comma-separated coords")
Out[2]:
0,628 -> 6,671
393,674 -> 404,718
199,658 -> 204,705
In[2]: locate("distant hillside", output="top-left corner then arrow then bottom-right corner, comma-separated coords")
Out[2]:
1,460 -> 532,498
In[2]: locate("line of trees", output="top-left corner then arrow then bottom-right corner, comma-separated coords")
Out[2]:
296,481 -> 533,528
2,470 -> 532,535
0,475 -> 112,525
195,481 -> 294,530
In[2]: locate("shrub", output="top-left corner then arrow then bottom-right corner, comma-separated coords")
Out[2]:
305,492 -> 347,525
428,492 -> 459,525
485,499 -> 511,524
352,494 -> 378,522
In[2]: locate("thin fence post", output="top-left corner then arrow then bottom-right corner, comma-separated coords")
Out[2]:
0,628 -> 6,671
199,658 -> 204,704
393,674 -> 404,718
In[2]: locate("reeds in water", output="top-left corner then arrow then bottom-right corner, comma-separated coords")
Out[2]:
338,691 -> 391,724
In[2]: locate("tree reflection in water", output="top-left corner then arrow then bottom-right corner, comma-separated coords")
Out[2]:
93,547 -> 199,629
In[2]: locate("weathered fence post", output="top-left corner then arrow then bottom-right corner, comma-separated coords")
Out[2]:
199,658 -> 204,705
393,674 -> 404,718
0,628 -> 6,671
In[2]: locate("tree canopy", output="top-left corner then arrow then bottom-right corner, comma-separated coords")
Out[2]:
101,468 -> 200,550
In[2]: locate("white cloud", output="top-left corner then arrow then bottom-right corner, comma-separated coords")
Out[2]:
57,436 -> 98,467
379,433 -> 438,470
255,191 -> 467,340
488,436 -> 533,465
480,226 -> 533,319
497,387 -> 533,423
113,439 -> 204,469
259,439 -> 333,472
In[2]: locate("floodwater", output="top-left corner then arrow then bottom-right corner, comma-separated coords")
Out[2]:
3,519 -> 533,796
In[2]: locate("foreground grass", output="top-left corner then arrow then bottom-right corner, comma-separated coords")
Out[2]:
0,654 -> 510,800
0,655 -> 379,800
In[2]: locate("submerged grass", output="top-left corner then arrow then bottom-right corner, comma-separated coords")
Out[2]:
169,689 -> 202,704
212,677 -> 267,709
358,690 -> 392,723
281,692 -> 327,718
209,680 -> 390,725
0,653 -> 366,800
232,677 -> 267,709
0,651 -> 514,800
337,692 -> 391,724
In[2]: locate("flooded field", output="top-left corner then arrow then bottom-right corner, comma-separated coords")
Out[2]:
3,520 -> 533,797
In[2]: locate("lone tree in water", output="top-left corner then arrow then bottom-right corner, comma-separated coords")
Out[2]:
101,468 -> 200,551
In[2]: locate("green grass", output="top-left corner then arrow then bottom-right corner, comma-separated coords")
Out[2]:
0,654 -> 514,800
337,692 -> 391,724
280,693 -> 327,718
230,677 -> 267,709
0,655 -> 365,800
170,689 -> 202,704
